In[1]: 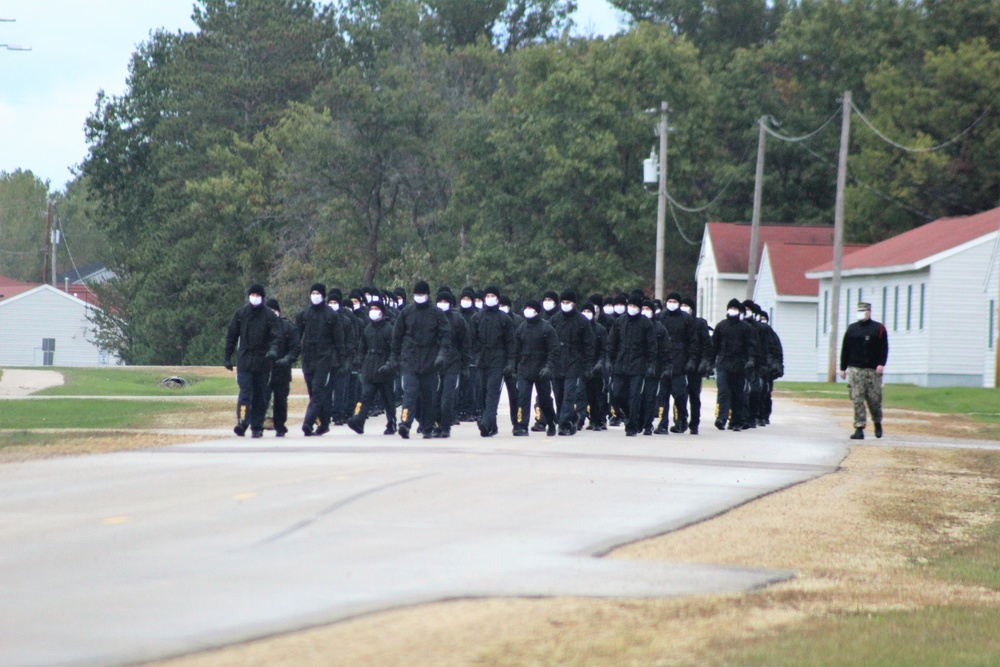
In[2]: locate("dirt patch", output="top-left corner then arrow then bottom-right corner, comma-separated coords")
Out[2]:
0,369 -> 64,396
146,445 -> 1000,667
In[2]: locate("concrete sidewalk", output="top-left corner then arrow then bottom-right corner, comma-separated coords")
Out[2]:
0,394 -> 848,667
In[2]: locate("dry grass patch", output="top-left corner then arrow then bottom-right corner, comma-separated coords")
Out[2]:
0,432 -> 218,464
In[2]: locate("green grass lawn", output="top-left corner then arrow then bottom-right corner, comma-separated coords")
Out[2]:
0,399 -> 189,429
31,367 -> 238,397
774,381 -> 1000,425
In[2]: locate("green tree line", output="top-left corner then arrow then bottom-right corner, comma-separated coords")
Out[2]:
23,0 -> 998,364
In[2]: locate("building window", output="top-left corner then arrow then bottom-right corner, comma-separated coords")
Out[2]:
919,283 -> 925,330
893,286 -> 899,331
823,290 -> 829,334
906,285 -> 913,331
42,338 -> 55,366
991,300 -> 996,350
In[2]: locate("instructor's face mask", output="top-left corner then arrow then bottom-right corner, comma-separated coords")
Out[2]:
560,302 -> 574,313
248,295 -> 263,307
523,308 -> 537,319
627,305 -> 640,317
727,308 -> 740,318
614,304 -> 626,315
310,293 -> 324,306
437,301 -> 451,312
369,309 -> 383,322
857,310 -> 870,322
413,294 -> 429,305
484,296 -> 499,308
460,298 -> 473,309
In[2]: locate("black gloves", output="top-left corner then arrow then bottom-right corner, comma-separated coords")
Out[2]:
660,367 -> 673,381
503,361 -> 515,378
265,350 -> 278,361
434,353 -> 447,373
745,359 -> 755,373
375,363 -> 394,383
539,366 -> 553,382
684,359 -> 697,374
645,365 -> 656,379
698,358 -> 712,378
275,356 -> 291,367
224,360 -> 234,371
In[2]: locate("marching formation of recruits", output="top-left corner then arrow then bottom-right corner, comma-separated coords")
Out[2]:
224,281 -> 785,440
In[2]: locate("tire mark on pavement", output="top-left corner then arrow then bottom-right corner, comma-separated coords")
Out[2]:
260,472 -> 437,544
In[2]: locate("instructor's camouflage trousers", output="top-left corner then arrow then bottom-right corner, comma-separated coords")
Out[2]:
848,367 -> 882,430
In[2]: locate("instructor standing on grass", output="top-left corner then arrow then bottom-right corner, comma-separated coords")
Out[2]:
840,301 -> 889,440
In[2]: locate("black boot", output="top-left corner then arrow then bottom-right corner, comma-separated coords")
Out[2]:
850,428 -> 864,440
874,422 -> 883,438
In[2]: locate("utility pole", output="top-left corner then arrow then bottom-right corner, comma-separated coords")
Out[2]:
43,201 -> 52,284
49,203 -> 59,287
745,116 -> 767,300
828,91 -> 851,383
654,101 -> 668,302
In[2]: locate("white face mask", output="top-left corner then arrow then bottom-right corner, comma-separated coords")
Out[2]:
248,295 -> 263,307
499,305 -> 510,314
369,309 -> 382,322
438,301 -> 451,312
484,296 -> 499,308
582,311 -> 593,321
353,301 -> 362,311
397,298 -> 404,308
413,294 -> 429,305
857,310 -> 870,322
310,293 -> 324,305
666,301 -> 679,312
727,308 -> 740,317
614,304 -> 626,315
603,305 -> 614,315
642,309 -> 653,319
627,305 -> 640,316
329,302 -> 340,311
523,308 -> 537,319
475,300 -> 483,309
560,302 -> 573,313
680,305 -> 692,315
542,299 -> 556,312
460,298 -> 473,309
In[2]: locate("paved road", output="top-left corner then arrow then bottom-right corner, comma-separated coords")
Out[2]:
0,393 -> 848,667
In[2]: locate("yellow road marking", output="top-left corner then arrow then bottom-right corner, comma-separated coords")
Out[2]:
102,516 -> 131,525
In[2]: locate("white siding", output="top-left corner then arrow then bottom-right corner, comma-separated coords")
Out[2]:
0,287 -> 117,367
985,240 -> 999,387
927,241 -> 993,386
771,301 -> 817,382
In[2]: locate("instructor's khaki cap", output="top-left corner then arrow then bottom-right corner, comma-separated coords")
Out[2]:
857,302 -> 871,311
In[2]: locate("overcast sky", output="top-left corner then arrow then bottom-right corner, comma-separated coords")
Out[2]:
0,0 -> 626,191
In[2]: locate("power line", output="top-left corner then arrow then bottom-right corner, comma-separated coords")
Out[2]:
666,199 -> 701,245
761,108 -> 842,143
851,101 -> 992,153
